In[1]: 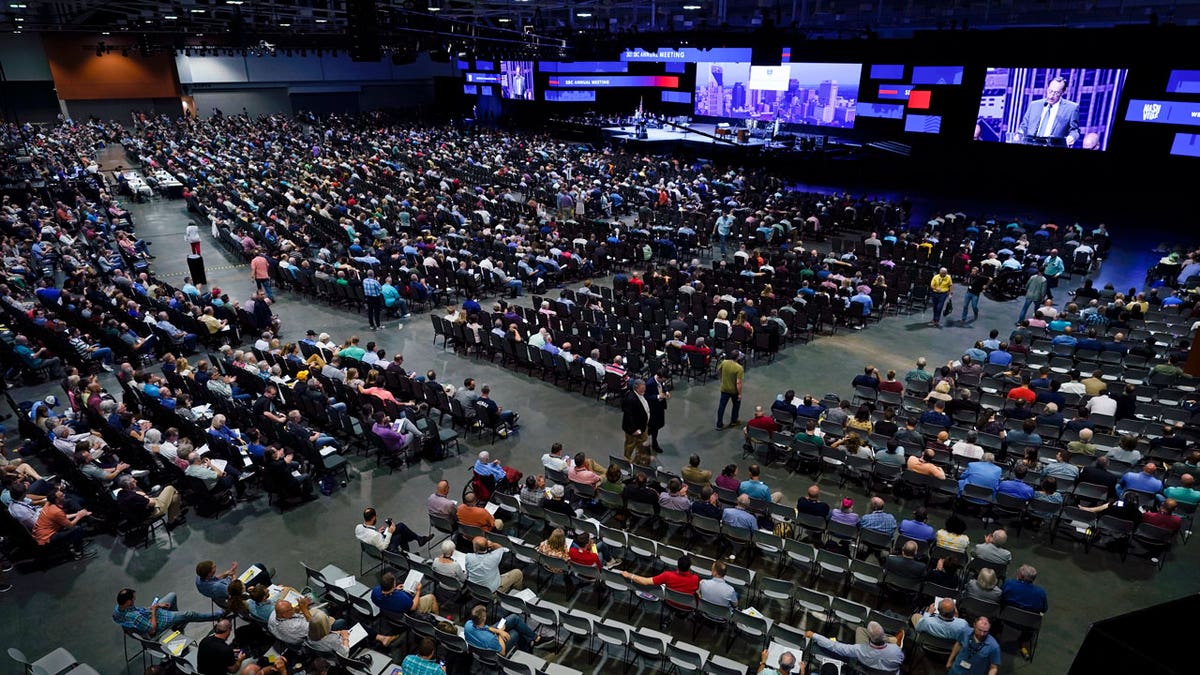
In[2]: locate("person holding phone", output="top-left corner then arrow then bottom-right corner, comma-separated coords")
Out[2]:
197,618 -> 245,675
402,637 -> 448,675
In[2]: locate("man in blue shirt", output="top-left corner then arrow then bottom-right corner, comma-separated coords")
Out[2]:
371,571 -> 437,618
859,497 -> 898,535
722,494 -> 759,530
463,604 -> 545,655
1001,565 -> 1048,658
947,616 -> 1001,675
919,401 -> 952,430
1116,462 -> 1164,497
195,560 -> 272,602
958,454 -> 1002,495
898,506 -> 936,542
738,464 -> 782,503
996,465 -> 1036,500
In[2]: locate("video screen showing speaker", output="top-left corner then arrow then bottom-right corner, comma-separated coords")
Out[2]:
974,67 -> 1128,150
694,61 -> 862,128
499,60 -> 535,100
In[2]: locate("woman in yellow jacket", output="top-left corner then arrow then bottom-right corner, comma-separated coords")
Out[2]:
929,267 -> 953,328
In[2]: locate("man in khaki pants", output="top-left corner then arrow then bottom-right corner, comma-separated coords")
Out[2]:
115,474 -> 186,529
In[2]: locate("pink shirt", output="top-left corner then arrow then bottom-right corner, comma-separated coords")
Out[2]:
250,256 -> 270,280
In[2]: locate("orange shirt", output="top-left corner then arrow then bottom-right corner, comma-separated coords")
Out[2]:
250,255 -> 270,280
456,504 -> 495,531
32,503 -> 69,545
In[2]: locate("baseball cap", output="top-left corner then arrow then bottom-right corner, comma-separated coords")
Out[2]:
44,395 -> 59,407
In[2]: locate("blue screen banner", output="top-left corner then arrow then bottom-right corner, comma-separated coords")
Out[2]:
1125,99 -> 1200,126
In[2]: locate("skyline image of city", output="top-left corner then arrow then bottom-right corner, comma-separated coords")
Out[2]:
694,61 -> 862,128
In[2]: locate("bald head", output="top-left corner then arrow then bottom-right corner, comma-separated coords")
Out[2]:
436,480 -> 450,496
937,598 -> 957,619
1143,462 -> 1158,475
1078,428 -> 1093,442
869,497 -> 884,512
274,600 -> 294,619
807,484 -> 821,499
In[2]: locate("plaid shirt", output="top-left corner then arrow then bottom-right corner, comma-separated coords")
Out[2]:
401,655 -> 448,675
112,605 -> 173,636
859,510 -> 898,534
362,277 -> 382,297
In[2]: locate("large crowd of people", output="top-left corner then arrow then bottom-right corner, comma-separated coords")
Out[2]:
0,111 -> 1196,675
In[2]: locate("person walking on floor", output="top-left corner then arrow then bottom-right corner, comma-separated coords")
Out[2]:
960,267 -> 989,324
716,350 -> 745,430
185,223 -> 202,255
929,267 -> 953,328
1019,270 -> 1048,323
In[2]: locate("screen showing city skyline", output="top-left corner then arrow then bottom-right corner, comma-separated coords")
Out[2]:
694,61 -> 862,128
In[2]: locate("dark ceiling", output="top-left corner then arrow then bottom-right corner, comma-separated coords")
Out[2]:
3,1 -> 1192,54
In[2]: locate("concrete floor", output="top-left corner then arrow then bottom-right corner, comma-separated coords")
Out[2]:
3,186 -> 1197,675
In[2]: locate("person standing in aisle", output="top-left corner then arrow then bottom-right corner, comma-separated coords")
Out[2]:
185,223 -> 202,255
363,269 -> 383,331
716,350 -> 744,430
250,249 -> 273,300
960,267 -> 989,325
929,267 -> 953,328
645,369 -> 672,453
1019,270 -> 1048,323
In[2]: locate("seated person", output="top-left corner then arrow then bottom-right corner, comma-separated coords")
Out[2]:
463,603 -> 549,655
114,474 -> 185,530
195,559 -> 272,603
371,570 -> 438,619
112,587 -> 224,638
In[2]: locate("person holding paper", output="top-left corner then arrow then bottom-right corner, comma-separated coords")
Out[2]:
371,571 -> 438,620
756,648 -> 799,674
465,536 -> 523,593
463,604 -> 549,655
195,559 -> 273,603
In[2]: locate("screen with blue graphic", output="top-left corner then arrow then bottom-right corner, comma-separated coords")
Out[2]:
499,60 -> 534,100
544,90 -> 597,102
1124,99 -> 1200,127
905,114 -> 943,134
693,61 -> 862,128
974,67 -> 1127,151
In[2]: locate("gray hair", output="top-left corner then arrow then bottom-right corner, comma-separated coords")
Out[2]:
982,452 -> 996,463
441,540 -> 456,557
116,474 -> 137,490
1017,564 -> 1038,582
144,428 -> 162,444
865,621 -> 888,646
478,451 -> 490,463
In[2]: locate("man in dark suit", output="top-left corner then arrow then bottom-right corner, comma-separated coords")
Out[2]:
1017,75 -> 1081,146
1078,455 -> 1119,500
621,378 -> 650,461
645,370 -> 671,454
884,540 -> 927,579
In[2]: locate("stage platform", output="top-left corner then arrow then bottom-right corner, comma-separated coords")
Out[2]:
601,122 -> 774,148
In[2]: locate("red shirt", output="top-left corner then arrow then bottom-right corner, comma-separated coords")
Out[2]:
1142,511 -> 1181,532
652,570 -> 700,595
569,546 -> 601,569
879,381 -> 904,394
1007,386 -> 1036,404
746,415 -> 780,433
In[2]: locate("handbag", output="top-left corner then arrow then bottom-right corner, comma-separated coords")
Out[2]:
942,297 -> 954,317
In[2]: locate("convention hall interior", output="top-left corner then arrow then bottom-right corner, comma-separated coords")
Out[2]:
2,1 -> 1199,675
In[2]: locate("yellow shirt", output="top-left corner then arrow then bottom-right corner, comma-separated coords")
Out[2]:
930,274 -> 953,293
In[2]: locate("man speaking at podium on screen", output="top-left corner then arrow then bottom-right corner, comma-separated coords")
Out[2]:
1017,76 -> 1080,146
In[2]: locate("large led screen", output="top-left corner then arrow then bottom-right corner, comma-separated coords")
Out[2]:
974,67 -> 1127,150
499,60 -> 534,100
694,62 -> 862,128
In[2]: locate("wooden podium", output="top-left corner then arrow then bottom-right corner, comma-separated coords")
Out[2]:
1185,328 -> 1200,377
